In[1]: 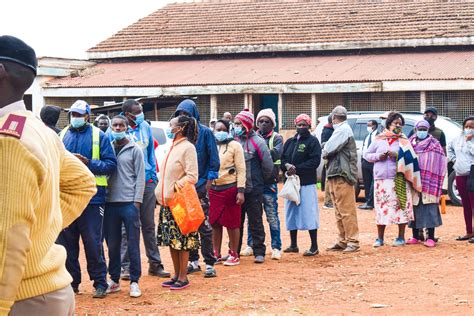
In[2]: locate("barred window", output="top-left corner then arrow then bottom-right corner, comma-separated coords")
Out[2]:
426,91 -> 474,123
282,94 -> 312,129
217,94 -> 244,119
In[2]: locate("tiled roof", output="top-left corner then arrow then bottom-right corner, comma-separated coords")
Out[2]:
88,0 -> 474,56
46,50 -> 474,88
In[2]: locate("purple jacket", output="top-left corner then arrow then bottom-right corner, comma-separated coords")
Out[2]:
364,139 -> 400,180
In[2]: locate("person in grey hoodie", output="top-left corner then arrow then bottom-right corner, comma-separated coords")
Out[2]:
104,115 -> 145,298
233,110 -> 274,263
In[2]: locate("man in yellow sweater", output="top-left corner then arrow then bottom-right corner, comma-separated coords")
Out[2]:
0,36 -> 97,315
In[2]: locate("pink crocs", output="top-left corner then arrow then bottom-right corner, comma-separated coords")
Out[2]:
424,239 -> 436,248
406,238 -> 419,245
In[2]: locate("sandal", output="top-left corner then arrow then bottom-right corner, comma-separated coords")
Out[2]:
455,235 -> 472,241
303,249 -> 319,256
170,279 -> 190,290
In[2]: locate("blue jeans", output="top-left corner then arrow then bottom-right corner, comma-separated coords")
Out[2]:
57,204 -> 108,290
104,202 -> 141,283
247,184 -> 281,250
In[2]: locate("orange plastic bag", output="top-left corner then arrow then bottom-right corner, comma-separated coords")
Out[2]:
168,182 -> 205,235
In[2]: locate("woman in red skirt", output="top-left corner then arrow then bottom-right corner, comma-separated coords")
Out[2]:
209,119 -> 246,266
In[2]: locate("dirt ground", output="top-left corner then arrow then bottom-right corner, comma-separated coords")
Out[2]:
75,190 -> 473,315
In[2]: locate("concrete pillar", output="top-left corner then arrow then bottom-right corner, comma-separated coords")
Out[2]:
311,93 -> 317,129
29,77 -> 45,115
154,101 -> 158,121
210,94 -> 218,119
420,91 -> 426,113
278,93 -> 283,130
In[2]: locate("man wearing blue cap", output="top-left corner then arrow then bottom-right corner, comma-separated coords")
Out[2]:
57,100 -> 117,298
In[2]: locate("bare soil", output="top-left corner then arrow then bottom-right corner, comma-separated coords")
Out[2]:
75,191 -> 473,315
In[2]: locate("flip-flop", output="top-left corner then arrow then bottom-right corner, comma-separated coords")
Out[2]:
455,235 -> 471,241
303,249 -> 319,256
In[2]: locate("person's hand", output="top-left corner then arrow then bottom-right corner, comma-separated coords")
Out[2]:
205,180 -> 212,191
134,202 -> 141,210
176,181 -> 184,190
285,163 -> 296,175
387,151 -> 397,159
379,152 -> 388,160
236,192 -> 245,205
466,134 -> 473,141
74,153 -> 89,165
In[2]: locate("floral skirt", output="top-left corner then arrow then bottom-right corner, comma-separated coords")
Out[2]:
374,179 -> 414,225
157,206 -> 200,251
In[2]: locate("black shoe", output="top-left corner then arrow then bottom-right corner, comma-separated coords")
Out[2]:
148,263 -> 171,278
469,237 -> 474,244
283,246 -> 299,253
187,262 -> 202,274
326,243 -> 346,251
303,249 -> 319,256
72,286 -> 79,294
358,204 -> 373,210
92,287 -> 107,299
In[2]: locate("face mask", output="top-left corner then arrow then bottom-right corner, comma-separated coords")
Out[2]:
296,127 -> 310,136
111,131 -> 127,141
393,127 -> 402,134
425,117 -> 435,127
71,117 -> 86,129
99,126 -> 108,133
333,122 -> 343,130
234,126 -> 244,136
367,126 -> 374,133
416,130 -> 428,140
464,128 -> 473,136
134,112 -> 145,125
214,131 -> 229,142
166,127 -> 176,139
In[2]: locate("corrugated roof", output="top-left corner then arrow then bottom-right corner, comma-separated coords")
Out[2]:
45,51 -> 474,88
88,0 -> 474,55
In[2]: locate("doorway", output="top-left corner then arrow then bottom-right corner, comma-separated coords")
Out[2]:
253,94 -> 279,131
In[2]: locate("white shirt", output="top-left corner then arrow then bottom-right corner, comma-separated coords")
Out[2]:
0,100 -> 26,118
362,129 -> 377,156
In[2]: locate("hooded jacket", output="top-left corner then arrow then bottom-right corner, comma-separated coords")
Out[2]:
40,105 -> 61,133
235,130 -> 274,194
62,123 -> 117,204
174,100 -> 220,189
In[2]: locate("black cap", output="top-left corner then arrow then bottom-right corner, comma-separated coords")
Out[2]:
424,106 -> 438,116
0,35 -> 37,75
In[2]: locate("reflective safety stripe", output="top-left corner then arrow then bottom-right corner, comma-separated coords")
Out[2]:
269,132 -> 281,165
59,125 -> 107,186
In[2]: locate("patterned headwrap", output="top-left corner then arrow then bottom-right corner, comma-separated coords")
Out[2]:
294,114 -> 312,126
415,119 -> 430,129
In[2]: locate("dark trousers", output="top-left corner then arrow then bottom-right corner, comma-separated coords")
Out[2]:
361,159 -> 375,207
456,176 -> 474,234
189,185 -> 217,266
238,192 -> 266,257
104,202 -> 141,283
57,204 -> 107,290
122,181 -> 162,270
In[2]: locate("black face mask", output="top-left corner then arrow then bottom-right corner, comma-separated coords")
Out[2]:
258,121 -> 273,134
425,117 -> 435,127
297,127 -> 310,136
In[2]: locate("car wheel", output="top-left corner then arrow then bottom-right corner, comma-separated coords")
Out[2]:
448,171 -> 462,206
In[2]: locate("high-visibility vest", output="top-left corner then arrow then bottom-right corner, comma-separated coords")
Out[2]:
269,132 -> 281,166
59,125 -> 108,186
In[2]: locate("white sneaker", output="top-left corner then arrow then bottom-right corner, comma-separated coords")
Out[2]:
240,246 -> 253,256
129,282 -> 142,298
271,248 -> 282,260
106,280 -> 121,293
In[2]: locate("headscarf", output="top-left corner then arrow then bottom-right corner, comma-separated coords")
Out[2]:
415,119 -> 430,130
294,114 -> 311,126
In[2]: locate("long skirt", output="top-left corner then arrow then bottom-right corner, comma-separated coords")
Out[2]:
285,184 -> 319,231
209,186 -> 241,229
409,199 -> 442,229
157,206 -> 200,251
374,178 -> 414,225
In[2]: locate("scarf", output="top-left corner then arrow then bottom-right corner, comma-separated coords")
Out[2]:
409,135 -> 446,198
376,129 -> 422,209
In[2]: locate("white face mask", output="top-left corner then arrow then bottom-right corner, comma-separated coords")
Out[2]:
367,126 -> 374,133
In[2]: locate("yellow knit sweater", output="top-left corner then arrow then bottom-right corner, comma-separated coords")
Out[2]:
0,109 -> 96,314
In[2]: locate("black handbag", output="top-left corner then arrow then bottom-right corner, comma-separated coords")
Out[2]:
469,165 -> 474,192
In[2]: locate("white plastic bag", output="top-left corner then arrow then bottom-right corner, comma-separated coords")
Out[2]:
278,173 -> 301,205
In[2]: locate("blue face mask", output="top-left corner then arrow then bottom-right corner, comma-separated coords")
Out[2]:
166,127 -> 176,139
133,112 -> 145,125
71,117 -> 86,129
112,131 -> 127,141
416,130 -> 428,140
214,131 -> 229,142
464,128 -> 473,136
234,126 -> 244,136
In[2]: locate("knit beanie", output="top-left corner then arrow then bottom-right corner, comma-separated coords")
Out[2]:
256,108 -> 276,127
236,109 -> 255,132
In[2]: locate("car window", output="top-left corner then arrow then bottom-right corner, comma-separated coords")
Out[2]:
151,127 -> 167,145
353,123 -> 367,141
402,123 -> 415,137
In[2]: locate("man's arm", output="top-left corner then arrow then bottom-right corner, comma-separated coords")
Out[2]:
87,132 -> 117,176
133,147 -> 146,204
322,125 -> 351,158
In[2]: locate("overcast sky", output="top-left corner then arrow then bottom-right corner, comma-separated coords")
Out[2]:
2,0 -> 180,59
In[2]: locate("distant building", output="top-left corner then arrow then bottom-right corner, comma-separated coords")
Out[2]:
36,0 -> 474,132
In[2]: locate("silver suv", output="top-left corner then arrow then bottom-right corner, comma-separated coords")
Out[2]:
313,111 -> 463,205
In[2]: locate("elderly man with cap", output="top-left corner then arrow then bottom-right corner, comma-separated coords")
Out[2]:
323,105 -> 360,253
57,100 -> 117,298
242,108 -> 283,260
233,109 -> 274,263
0,35 -> 97,315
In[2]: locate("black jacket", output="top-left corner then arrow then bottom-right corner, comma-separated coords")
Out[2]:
321,124 -> 334,144
281,133 -> 321,186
